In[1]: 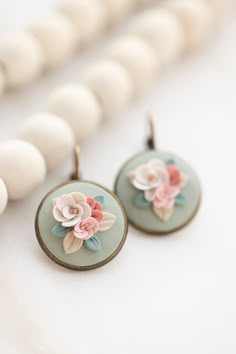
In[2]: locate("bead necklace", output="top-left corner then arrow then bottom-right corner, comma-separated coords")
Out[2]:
0,0 -> 233,217
0,0 -> 155,93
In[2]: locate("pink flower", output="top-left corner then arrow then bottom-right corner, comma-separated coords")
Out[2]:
167,165 -> 189,188
52,192 -> 91,227
153,184 -> 180,209
129,159 -> 169,191
86,197 -> 104,222
167,165 -> 182,186
74,217 -> 99,240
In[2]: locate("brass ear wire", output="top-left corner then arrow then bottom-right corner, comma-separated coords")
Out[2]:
71,144 -> 81,180
147,112 -> 156,150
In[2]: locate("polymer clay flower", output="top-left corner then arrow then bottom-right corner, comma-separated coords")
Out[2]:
52,192 -> 91,227
51,192 -> 117,255
153,184 -> 179,209
74,217 -> 99,240
128,159 -> 169,191
128,158 -> 189,222
167,165 -> 188,188
86,197 -> 104,222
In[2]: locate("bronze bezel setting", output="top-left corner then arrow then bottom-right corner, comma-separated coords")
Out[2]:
114,150 -> 202,236
35,179 -> 128,271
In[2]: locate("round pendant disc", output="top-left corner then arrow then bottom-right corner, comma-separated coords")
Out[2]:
35,180 -> 128,270
115,150 -> 201,235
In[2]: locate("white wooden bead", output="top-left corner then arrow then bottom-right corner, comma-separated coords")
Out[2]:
0,65 -> 6,94
57,0 -> 108,44
28,13 -> 77,69
18,113 -> 75,170
136,0 -> 155,8
82,60 -> 134,117
0,140 -> 46,200
103,0 -> 136,23
48,84 -> 102,141
206,0 -> 233,13
127,8 -> 185,66
163,0 -> 214,50
0,32 -> 44,89
106,35 -> 159,91
0,178 -> 8,215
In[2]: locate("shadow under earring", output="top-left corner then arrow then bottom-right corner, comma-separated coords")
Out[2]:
35,145 -> 128,271
114,115 -> 201,235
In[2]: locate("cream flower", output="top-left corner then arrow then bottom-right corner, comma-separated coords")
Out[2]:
129,159 -> 169,191
52,192 -> 91,227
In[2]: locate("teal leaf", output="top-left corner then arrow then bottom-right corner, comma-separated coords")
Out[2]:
135,193 -> 152,208
85,236 -> 102,252
175,193 -> 187,206
165,158 -> 175,166
51,223 -> 71,238
94,195 -> 105,206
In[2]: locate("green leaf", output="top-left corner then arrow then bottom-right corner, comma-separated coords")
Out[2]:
175,193 -> 187,206
165,158 -> 175,166
51,223 -> 71,238
94,195 -> 105,206
135,193 -> 152,208
85,236 -> 102,252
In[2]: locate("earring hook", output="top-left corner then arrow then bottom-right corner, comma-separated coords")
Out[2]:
147,112 -> 156,150
71,144 -> 80,180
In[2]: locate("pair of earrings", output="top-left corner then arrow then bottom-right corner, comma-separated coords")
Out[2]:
35,115 -> 201,271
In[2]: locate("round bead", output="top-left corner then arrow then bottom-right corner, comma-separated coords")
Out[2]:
0,65 -> 6,95
136,0 -> 155,8
103,0 -> 136,23
206,0 -> 233,14
106,35 -> 159,91
57,0 -> 108,44
163,0 -> 214,50
127,8 -> 185,66
0,178 -> 8,215
28,13 -> 77,69
82,60 -> 133,117
0,140 -> 46,200
47,84 -> 102,141
0,32 -> 44,89
18,113 -> 75,170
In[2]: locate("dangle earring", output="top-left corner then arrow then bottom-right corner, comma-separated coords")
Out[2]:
114,114 -> 201,235
35,145 -> 128,271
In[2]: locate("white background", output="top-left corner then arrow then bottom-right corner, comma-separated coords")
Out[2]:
0,1 -> 236,353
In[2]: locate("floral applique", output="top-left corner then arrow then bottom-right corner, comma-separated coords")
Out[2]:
51,192 -> 116,254
128,159 -> 188,222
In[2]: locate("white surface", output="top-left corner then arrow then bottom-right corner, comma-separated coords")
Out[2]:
0,1 -> 236,354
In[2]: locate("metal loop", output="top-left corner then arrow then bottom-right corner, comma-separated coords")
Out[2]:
71,144 -> 80,180
147,112 -> 156,150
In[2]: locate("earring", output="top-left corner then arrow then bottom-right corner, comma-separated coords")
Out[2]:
114,114 -> 201,235
35,145 -> 128,271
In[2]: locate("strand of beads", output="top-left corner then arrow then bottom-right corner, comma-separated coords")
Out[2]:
0,0 -> 155,93
0,0 -> 233,216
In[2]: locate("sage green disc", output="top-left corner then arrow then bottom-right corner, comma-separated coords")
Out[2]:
115,150 -> 201,235
35,180 -> 128,270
